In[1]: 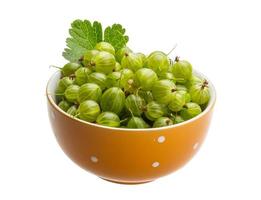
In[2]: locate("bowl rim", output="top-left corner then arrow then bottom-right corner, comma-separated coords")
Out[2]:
46,70 -> 216,132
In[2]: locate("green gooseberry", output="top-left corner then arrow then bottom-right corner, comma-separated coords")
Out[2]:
106,71 -> 121,88
87,72 -> 107,91
55,77 -> 74,96
145,51 -> 170,75
180,102 -> 202,120
185,75 -> 202,89
64,85 -> 80,103
121,52 -> 143,72
119,68 -> 134,90
95,42 -> 115,55
61,63 -> 81,76
189,80 -> 210,105
137,90 -> 154,103
144,101 -> 166,121
127,117 -> 149,128
168,91 -> 186,112
115,46 -> 132,62
176,84 -> 188,91
100,87 -> 125,115
136,52 -> 146,65
96,112 -> 120,127
91,51 -> 116,74
134,68 -> 158,91
172,115 -> 185,124
178,90 -> 191,103
78,83 -> 102,103
82,50 -> 99,67
159,72 -> 175,82
77,100 -> 101,122
172,57 -> 192,83
58,100 -> 71,112
125,94 -> 146,116
114,62 -> 122,71
153,117 -> 173,128
151,79 -> 176,104
75,67 -> 92,86
67,105 -> 78,116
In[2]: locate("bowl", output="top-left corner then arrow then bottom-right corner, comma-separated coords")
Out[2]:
46,70 -> 216,184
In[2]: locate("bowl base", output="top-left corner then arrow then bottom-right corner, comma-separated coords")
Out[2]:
100,177 -> 154,185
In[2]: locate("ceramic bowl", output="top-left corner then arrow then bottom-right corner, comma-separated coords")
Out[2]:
46,70 -> 216,184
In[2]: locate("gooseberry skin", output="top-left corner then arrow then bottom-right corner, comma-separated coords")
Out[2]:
91,51 -> 116,74
176,84 -> 188,91
127,117 -> 149,128
134,68 -> 158,91
159,72 -> 175,82
168,91 -> 186,112
55,77 -> 74,95
77,100 -> 101,122
115,46 -> 132,62
189,81 -> 210,105
145,101 -> 166,121
82,50 -> 99,67
100,87 -> 125,115
106,72 -> 121,88
62,63 -> 81,76
137,90 -> 154,103
125,94 -> 146,116
58,100 -> 71,112
172,58 -> 192,83
67,105 -> 78,116
153,117 -> 173,128
96,112 -> 120,127
121,52 -> 143,72
180,102 -> 202,120
78,83 -> 102,103
95,42 -> 115,55
145,51 -> 170,75
75,67 -> 92,86
136,52 -> 146,65
87,72 -> 107,91
185,75 -> 202,89
64,84 -> 80,103
151,79 -> 176,104
119,68 -> 134,90
172,115 -> 185,124
114,62 -> 122,71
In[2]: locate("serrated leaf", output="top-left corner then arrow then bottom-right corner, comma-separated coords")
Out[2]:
63,19 -> 103,62
104,24 -> 129,51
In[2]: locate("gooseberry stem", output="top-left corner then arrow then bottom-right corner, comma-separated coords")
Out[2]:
167,44 -> 178,56
175,56 -> 180,62
120,118 -> 129,124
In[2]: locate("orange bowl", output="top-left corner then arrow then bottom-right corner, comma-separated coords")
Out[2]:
46,70 -> 216,184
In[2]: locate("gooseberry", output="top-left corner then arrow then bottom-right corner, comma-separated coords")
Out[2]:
114,62 -> 122,71
137,90 -> 154,103
144,101 -> 166,121
172,57 -> 192,83
125,94 -> 146,116
180,102 -> 202,120
61,62 -> 81,77
95,42 -> 115,55
189,80 -> 210,105
91,51 -> 116,74
78,83 -> 102,103
96,112 -> 120,127
127,117 -> 149,128
82,50 -> 99,67
121,52 -> 143,72
134,68 -> 158,91
67,105 -> 78,116
55,77 -> 74,96
115,46 -> 132,62
168,91 -> 186,112
58,100 -> 71,112
153,117 -> 173,128
64,84 -> 80,103
77,100 -> 101,122
119,68 -> 134,90
87,72 -> 107,91
151,79 -> 176,104
75,67 -> 92,86
145,51 -> 170,75
106,71 -> 121,88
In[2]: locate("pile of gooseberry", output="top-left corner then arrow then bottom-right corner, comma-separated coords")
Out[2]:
54,42 -> 210,128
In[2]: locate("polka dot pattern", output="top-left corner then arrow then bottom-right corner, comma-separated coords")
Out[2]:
90,156 -> 98,163
193,142 -> 199,150
152,162 -> 160,168
157,136 -> 165,143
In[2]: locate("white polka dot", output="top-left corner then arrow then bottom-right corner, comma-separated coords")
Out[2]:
152,162 -> 160,168
193,142 -> 199,150
157,136 -> 165,143
50,111 -> 55,120
90,156 -> 98,163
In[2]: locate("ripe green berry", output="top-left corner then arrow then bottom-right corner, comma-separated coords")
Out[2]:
134,68 -> 158,91
78,83 -> 102,103
61,63 -> 81,76
125,94 -> 146,116
152,79 -> 176,104
75,67 -> 92,86
137,90 -> 154,103
82,50 -> 99,67
64,85 -> 80,103
180,102 -> 202,120
88,72 -> 107,91
119,68 -> 134,90
121,52 -> 143,72
172,57 -> 192,83
67,105 -> 78,116
91,51 -> 116,74
172,115 -> 185,124
127,117 -> 149,128
189,80 -> 210,105
153,117 -> 173,128
145,51 -> 170,75
55,77 -> 74,96
96,112 -> 120,127
136,52 -> 146,65
58,100 -> 71,112
115,46 -> 132,62
106,71 -> 121,88
159,72 -> 175,82
176,84 -> 188,91
185,75 -> 202,89
144,101 -> 166,121
95,42 -> 115,55
100,87 -> 125,115
114,62 -> 122,71
168,91 -> 186,112
77,100 -> 101,122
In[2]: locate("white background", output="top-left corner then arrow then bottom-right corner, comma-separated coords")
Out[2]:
0,0 -> 260,199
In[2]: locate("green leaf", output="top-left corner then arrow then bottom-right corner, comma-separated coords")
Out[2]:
63,19 -> 103,62
104,24 -> 129,51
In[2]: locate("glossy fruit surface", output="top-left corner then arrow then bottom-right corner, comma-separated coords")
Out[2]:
82,50 -> 99,67
77,100 -> 101,122
153,117 -> 173,128
172,57 -> 192,83
91,51 -> 116,74
134,68 -> 158,91
88,72 -> 107,91
145,51 -> 170,75
121,52 -> 143,72
75,67 -> 92,86
62,63 -> 81,76
152,79 -> 176,104
125,94 -> 145,116
58,100 -> 71,112
127,117 -> 149,128
64,85 -> 80,103
78,83 -> 102,103
95,42 -> 115,55
96,112 -> 120,127
180,102 -> 202,120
